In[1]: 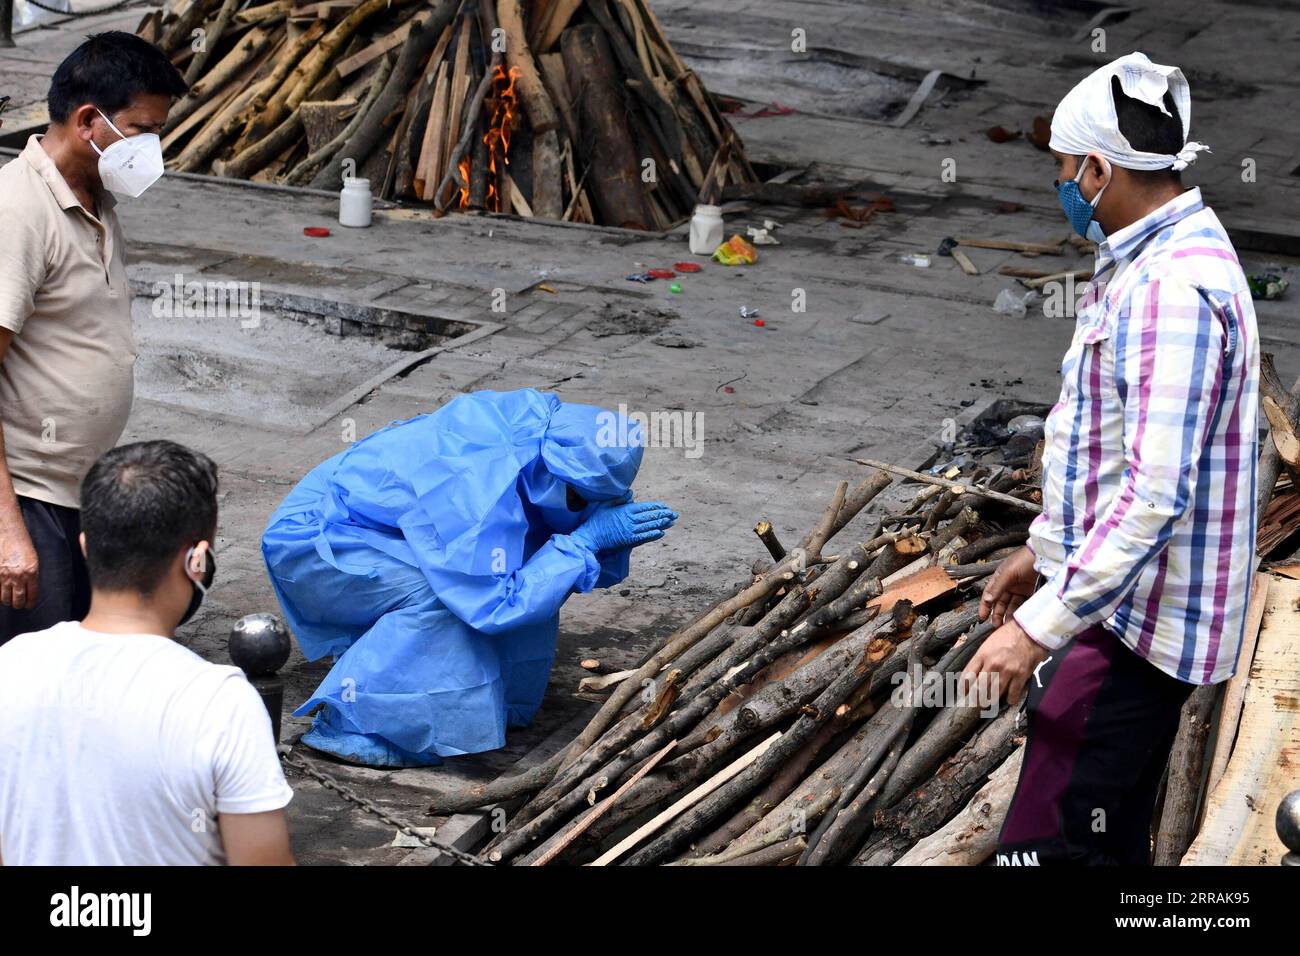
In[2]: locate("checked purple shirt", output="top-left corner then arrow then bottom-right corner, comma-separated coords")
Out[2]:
1015,187 -> 1259,685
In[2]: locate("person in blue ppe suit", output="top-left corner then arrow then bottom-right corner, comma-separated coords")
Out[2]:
261,388 -> 677,768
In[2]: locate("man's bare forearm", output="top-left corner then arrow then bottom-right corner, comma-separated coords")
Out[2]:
0,421 -> 25,536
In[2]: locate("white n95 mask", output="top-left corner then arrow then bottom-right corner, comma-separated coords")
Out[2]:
92,108 -> 164,199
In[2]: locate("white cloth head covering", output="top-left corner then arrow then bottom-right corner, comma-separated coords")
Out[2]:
1049,51 -> 1209,171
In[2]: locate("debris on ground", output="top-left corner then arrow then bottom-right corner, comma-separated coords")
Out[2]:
586,304 -> 677,337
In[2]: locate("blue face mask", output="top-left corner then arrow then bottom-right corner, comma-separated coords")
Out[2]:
1056,158 -> 1110,243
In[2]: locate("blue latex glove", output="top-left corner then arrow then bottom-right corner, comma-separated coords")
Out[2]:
571,501 -> 677,553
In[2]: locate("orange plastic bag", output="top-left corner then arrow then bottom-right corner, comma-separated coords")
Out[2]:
712,234 -> 758,266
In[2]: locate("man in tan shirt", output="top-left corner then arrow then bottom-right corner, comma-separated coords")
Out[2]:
0,32 -> 186,643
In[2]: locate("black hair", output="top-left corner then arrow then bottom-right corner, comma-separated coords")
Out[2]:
48,31 -> 187,124
1111,75 -> 1184,185
80,441 -> 218,594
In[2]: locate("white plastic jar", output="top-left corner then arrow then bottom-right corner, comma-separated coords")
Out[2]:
689,203 -> 724,255
339,177 -> 373,228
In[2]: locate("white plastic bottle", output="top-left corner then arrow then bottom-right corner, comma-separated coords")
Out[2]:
339,177 -> 373,228
689,203 -> 724,255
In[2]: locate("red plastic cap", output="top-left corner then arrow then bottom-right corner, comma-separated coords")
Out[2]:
304,226 -> 331,237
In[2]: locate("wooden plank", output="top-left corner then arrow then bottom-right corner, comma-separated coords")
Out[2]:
589,732 -> 781,866
1205,573 -> 1271,798
530,740 -> 677,866
163,84 -> 240,152
337,19 -> 416,77
440,20 -> 473,207
415,59 -> 450,200
1183,575 -> 1300,865
868,565 -> 958,614
955,236 -> 1064,255
950,248 -> 980,276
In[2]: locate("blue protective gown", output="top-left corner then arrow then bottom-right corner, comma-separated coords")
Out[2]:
261,389 -> 644,767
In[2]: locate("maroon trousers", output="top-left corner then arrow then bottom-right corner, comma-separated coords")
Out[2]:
996,623 -> 1196,865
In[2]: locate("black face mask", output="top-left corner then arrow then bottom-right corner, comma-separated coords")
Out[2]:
179,546 -> 216,626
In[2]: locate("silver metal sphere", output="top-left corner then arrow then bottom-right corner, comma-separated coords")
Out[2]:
229,612 -> 292,676
1278,790 -> 1300,854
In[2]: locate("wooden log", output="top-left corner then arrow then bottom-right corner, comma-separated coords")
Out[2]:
497,0 -> 563,218
487,591 -> 897,863
623,614 -> 913,866
1257,356 -> 1300,522
587,0 -> 689,175
952,533 -> 1028,565
1153,683 -> 1220,865
589,733 -> 782,866
244,0 -> 393,147
889,746 -> 1024,866
689,712 -> 850,858
433,4 -> 502,210
577,668 -> 636,694
287,55 -> 393,184
484,584 -> 817,859
802,630 -> 926,865
174,77 -> 270,171
254,18 -> 324,98
852,458 -> 1042,515
163,83 -> 239,155
561,24 -> 652,229
667,616 -> 897,777
1263,395 -> 1300,488
234,0 -> 290,24
526,739 -> 677,866
312,5 -> 456,190
864,533 -> 927,582
717,835 -> 805,866
219,108 -> 306,179
168,24 -> 274,130
137,8 -> 164,43
867,700 -> 1024,864
537,52 -> 579,144
393,43 -> 444,197
872,682 -> 990,811
754,520 -> 787,562
161,0 -> 219,55
300,97 -> 359,153
184,0 -> 241,85
552,554 -> 806,775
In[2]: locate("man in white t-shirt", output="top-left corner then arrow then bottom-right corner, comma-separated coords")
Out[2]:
0,440 -> 294,865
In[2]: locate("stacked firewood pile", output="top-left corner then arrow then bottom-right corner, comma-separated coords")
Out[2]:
140,0 -> 758,228
425,412 -> 1051,865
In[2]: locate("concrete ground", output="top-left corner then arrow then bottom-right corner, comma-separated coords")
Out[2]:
3,0 -> 1299,864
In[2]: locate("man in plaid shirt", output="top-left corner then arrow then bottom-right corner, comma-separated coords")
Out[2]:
965,53 -> 1259,865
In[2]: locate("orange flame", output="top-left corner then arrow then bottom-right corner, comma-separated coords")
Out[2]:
460,65 -> 521,211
